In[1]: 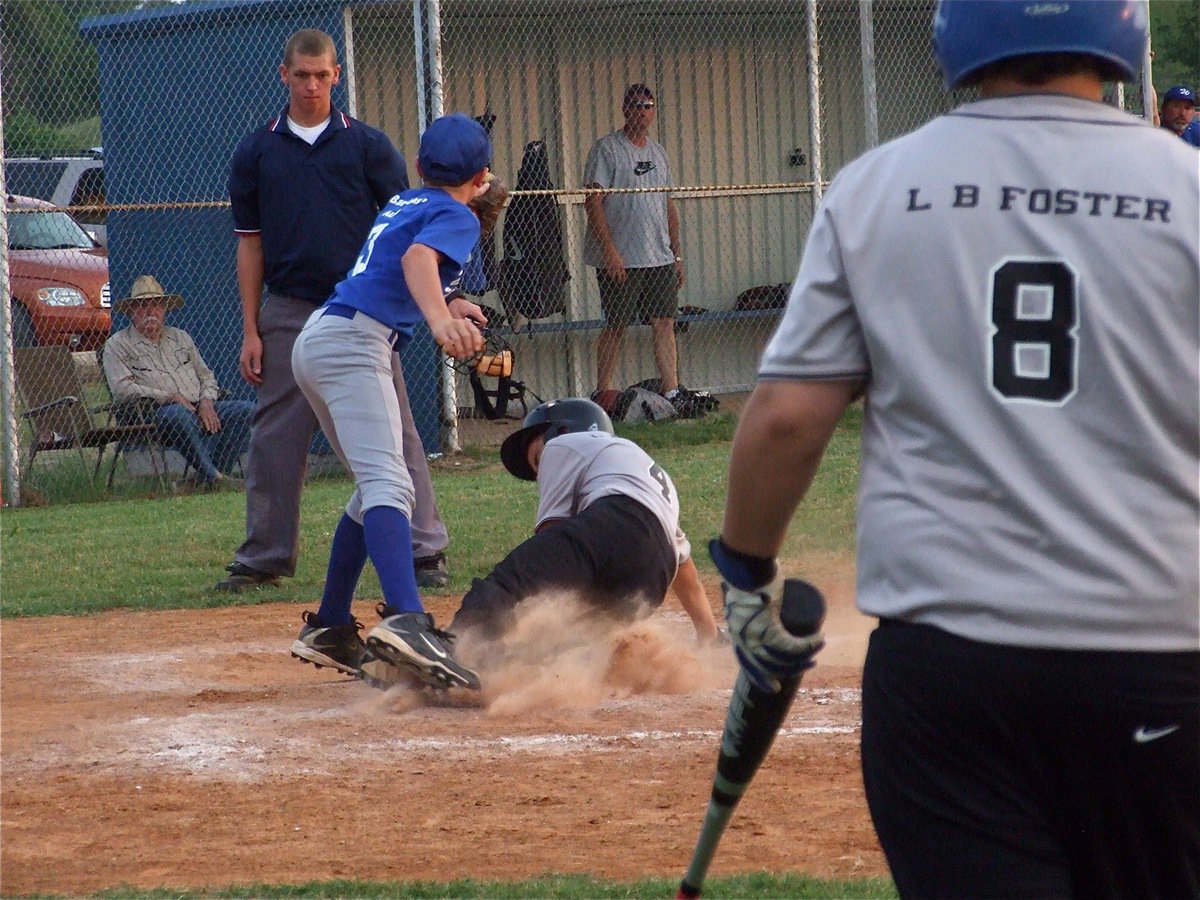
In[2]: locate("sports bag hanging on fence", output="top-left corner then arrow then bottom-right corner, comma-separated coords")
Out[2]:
498,140 -> 568,324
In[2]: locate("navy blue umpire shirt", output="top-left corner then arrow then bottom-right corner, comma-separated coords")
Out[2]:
228,105 -> 409,304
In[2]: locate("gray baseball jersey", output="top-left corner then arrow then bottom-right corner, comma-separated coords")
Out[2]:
761,93 -> 1199,652
582,130 -> 675,269
535,431 -> 691,566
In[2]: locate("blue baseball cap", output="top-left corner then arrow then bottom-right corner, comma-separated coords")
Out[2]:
418,113 -> 491,184
1163,85 -> 1196,105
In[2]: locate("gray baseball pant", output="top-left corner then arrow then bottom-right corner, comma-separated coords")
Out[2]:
234,293 -> 447,577
292,306 -> 418,519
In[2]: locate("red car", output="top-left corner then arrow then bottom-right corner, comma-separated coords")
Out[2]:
7,194 -> 111,350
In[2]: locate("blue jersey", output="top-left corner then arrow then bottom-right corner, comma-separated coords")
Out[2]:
327,188 -> 480,345
1182,120 -> 1200,148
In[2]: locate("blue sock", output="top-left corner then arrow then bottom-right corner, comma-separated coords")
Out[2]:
317,513 -> 368,626
363,506 -> 424,615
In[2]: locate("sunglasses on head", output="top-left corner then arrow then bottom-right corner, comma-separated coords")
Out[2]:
629,101 -> 655,110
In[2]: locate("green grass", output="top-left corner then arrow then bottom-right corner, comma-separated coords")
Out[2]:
77,872 -> 896,898
1,408 -> 861,618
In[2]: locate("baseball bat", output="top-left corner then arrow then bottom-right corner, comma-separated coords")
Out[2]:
677,578 -> 826,899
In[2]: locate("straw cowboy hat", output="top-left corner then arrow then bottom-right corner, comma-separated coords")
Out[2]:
115,274 -> 184,313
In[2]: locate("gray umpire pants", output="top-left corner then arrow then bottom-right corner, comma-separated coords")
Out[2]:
234,292 -> 448,577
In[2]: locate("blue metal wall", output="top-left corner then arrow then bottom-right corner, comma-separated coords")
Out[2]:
81,0 -> 444,453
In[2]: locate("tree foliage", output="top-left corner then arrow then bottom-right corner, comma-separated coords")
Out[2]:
1150,0 -> 1200,97
1,0 -> 143,155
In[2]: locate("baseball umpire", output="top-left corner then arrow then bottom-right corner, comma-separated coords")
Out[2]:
712,1 -> 1199,896
446,397 -> 720,645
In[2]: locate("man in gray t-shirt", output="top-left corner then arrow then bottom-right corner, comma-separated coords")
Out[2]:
583,84 -> 688,408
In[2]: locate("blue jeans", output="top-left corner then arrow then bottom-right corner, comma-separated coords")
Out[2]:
154,400 -> 254,483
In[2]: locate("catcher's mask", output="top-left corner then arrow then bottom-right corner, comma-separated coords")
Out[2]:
446,327 -> 539,421
500,397 -> 615,481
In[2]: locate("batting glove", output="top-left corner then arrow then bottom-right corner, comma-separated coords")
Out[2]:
722,578 -> 824,694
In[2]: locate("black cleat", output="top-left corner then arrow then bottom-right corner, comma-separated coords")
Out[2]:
357,645 -> 431,692
414,552 -> 451,590
290,611 -> 364,676
366,612 -> 480,690
214,561 -> 281,593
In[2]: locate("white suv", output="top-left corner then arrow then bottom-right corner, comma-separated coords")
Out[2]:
4,154 -> 107,246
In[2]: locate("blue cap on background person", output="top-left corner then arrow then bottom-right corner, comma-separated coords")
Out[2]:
1163,85 -> 1196,105
418,113 -> 491,184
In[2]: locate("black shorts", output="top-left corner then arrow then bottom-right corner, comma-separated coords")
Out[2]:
449,495 -> 676,638
861,619 -> 1200,899
596,264 -> 677,327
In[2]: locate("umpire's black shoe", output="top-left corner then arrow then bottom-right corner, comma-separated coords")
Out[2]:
214,561 -> 281,593
414,552 -> 451,590
366,612 -> 480,690
290,611 -> 364,676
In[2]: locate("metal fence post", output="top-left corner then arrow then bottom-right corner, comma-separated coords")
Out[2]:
423,0 -> 461,453
807,0 -> 824,208
859,0 -> 879,150
0,69 -> 22,508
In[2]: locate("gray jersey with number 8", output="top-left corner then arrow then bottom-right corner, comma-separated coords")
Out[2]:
760,93 -> 1199,652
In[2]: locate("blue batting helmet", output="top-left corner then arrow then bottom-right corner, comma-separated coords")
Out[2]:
933,0 -> 1148,89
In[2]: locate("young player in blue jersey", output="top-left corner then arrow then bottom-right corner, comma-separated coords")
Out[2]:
290,113 -> 494,691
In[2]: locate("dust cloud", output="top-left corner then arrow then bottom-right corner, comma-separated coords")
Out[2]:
366,591 -> 736,717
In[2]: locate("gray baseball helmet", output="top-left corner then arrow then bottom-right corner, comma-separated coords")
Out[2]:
500,398 -> 615,480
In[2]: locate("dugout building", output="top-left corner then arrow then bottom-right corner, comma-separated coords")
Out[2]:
81,0 -> 950,451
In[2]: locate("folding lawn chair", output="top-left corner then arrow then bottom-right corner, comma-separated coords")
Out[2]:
13,345 -> 169,490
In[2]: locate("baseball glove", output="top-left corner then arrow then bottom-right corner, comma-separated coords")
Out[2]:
469,172 -> 510,240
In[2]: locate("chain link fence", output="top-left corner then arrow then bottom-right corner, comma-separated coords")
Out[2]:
1,0 -> 1153,504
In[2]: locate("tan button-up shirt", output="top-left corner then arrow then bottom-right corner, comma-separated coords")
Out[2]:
102,325 -> 220,405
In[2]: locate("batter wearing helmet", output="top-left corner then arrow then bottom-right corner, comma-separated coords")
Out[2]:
290,113 -> 493,691
713,1 -> 1198,896
444,397 -> 720,645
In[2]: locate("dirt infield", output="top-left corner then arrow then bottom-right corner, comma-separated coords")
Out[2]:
0,557 -> 887,896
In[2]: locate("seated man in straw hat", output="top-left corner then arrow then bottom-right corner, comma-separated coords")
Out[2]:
103,275 -> 253,489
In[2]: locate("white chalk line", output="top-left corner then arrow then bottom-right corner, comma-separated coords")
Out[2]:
4,688 -> 861,781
